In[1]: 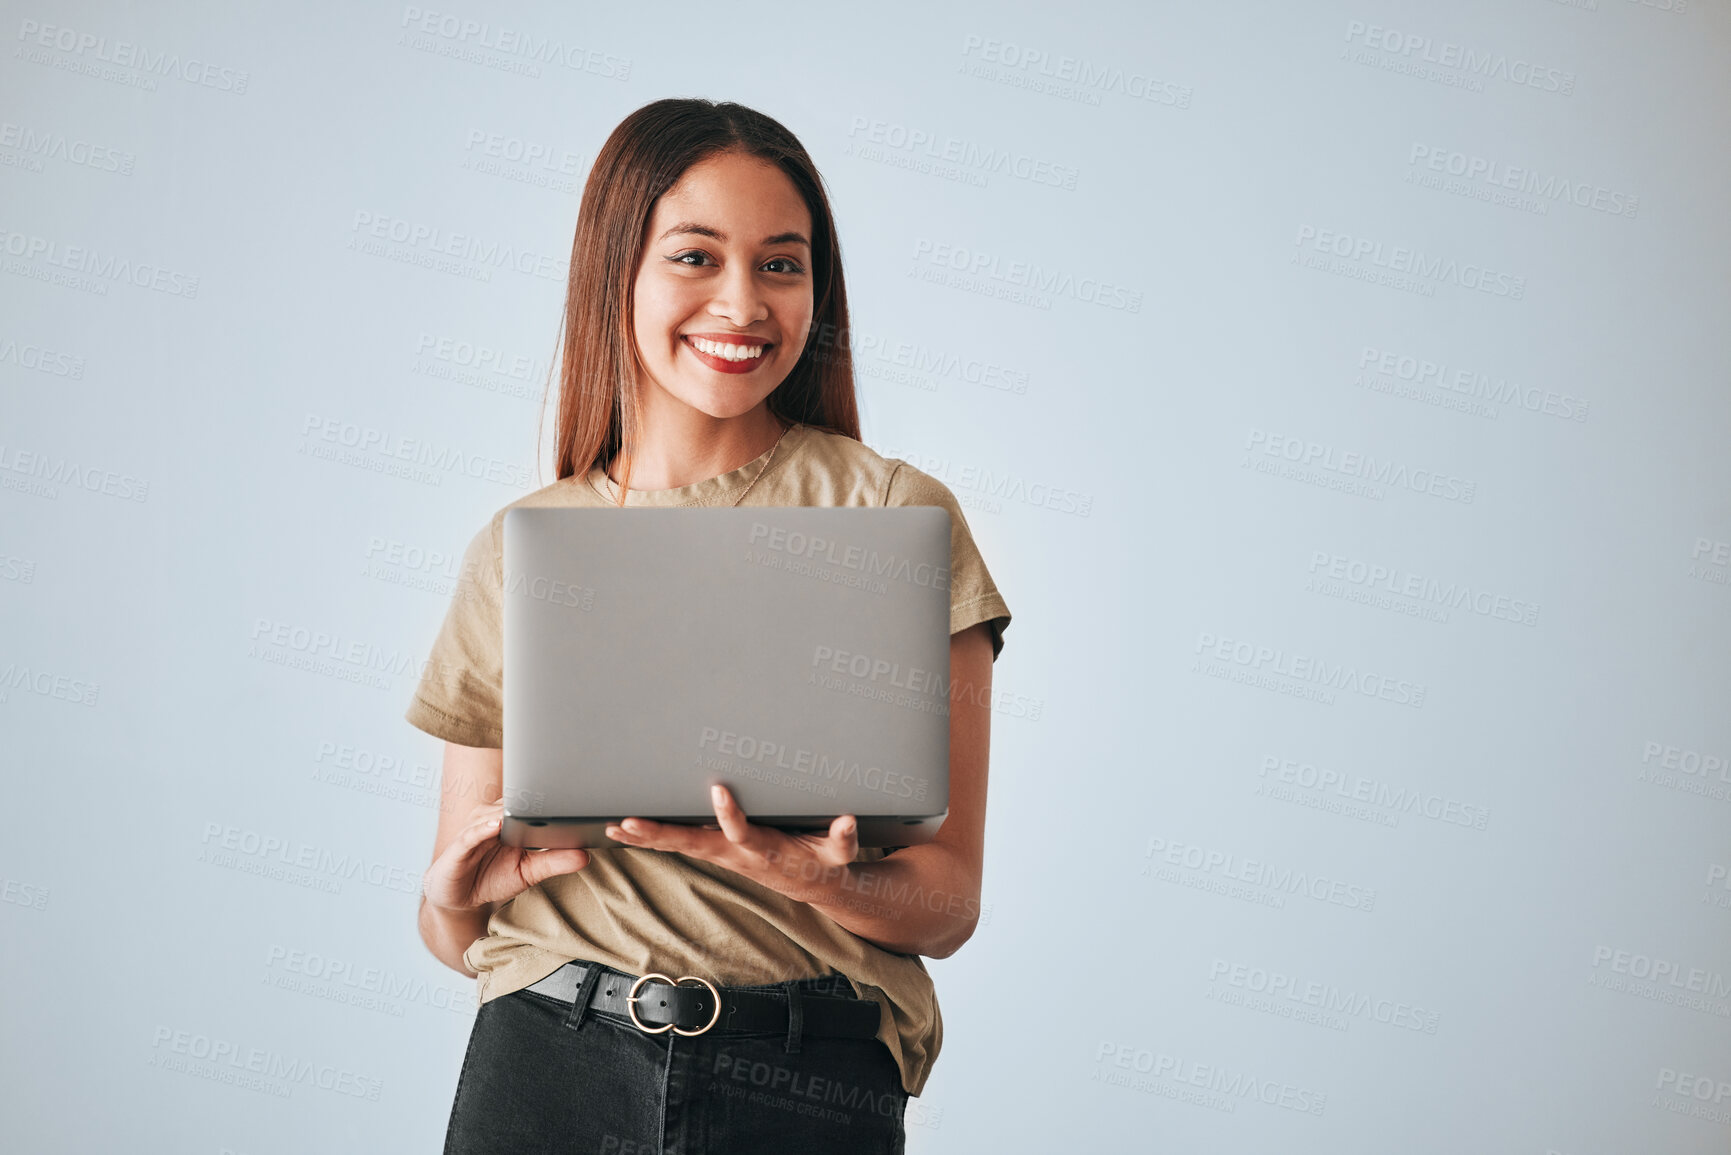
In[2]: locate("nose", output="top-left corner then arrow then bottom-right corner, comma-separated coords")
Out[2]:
705,261 -> 769,327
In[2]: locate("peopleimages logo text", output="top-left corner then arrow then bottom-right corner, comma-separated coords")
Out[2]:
1195,630 -> 1427,708
697,726 -> 927,802
1357,346 -> 1589,421
749,522 -> 950,590
1145,837 -> 1377,911
0,226 -> 200,297
397,7 -> 631,78
1208,959 -> 1441,1033
958,35 -> 1193,108
1295,226 -> 1525,299
911,239 -> 1142,312
16,19 -> 251,92
1408,145 -> 1636,217
1343,21 -> 1575,94
1246,428 -> 1476,503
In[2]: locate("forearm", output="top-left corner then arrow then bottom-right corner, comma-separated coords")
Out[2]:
419,896 -> 493,977
774,843 -> 981,958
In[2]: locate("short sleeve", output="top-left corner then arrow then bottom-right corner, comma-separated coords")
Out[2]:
404,516 -> 506,747
883,462 -> 1012,661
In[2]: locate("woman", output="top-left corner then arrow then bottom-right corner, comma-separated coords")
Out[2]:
410,97 -> 1012,1154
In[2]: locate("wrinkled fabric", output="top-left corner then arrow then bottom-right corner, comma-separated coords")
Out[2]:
406,424 -> 1012,1096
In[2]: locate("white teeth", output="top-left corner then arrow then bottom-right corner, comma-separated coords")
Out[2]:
689,336 -> 765,361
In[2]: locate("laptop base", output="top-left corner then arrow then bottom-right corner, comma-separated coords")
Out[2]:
502,812 -> 946,851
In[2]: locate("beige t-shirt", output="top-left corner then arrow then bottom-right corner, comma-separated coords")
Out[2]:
404,422 -> 1011,1096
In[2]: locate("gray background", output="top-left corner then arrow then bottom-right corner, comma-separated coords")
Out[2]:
3,0 -> 1728,1151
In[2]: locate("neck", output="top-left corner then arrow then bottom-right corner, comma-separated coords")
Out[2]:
605,402 -> 789,492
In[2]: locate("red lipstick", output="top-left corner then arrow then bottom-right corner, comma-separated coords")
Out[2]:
683,333 -> 772,374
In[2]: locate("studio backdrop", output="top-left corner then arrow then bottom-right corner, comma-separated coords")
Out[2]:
3,0 -> 1728,1151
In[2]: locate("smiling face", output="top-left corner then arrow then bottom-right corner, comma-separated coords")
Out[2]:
629,150 -> 815,423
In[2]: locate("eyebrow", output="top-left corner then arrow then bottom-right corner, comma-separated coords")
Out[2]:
656,222 -> 810,248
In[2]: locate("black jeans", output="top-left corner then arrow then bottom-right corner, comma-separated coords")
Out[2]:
444,967 -> 910,1154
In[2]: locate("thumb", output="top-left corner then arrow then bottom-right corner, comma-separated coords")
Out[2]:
825,815 -> 859,865
520,848 -> 590,886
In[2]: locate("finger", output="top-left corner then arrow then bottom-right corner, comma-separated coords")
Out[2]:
424,817 -> 501,907
606,817 -> 657,845
711,785 -> 758,847
614,817 -> 733,859
821,814 -> 859,866
451,814 -> 503,858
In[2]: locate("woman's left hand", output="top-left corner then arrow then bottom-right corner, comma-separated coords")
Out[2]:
605,785 -> 858,903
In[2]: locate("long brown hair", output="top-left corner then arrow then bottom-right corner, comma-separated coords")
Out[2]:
542,98 -> 861,504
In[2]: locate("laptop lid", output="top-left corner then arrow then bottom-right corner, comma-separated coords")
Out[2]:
501,506 -> 953,849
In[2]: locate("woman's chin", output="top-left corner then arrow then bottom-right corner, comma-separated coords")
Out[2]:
671,386 -> 781,421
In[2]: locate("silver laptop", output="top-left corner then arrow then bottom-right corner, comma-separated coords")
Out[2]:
500,506 -> 953,850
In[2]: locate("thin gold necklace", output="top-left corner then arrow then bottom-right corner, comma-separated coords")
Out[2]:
605,419 -> 796,506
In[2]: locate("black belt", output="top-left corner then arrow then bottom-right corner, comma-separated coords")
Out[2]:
521,961 -> 881,1044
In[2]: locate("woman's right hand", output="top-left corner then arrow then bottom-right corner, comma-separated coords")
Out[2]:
421,800 -> 592,913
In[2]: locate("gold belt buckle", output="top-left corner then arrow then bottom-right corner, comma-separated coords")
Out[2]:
626,972 -> 722,1037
